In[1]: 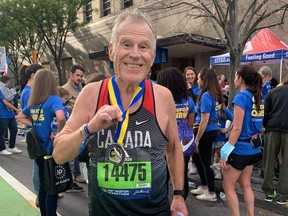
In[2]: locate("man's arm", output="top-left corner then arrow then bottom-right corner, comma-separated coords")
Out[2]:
154,85 -> 188,216
53,82 -> 122,164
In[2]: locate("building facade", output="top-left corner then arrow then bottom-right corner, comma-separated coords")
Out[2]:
41,0 -> 288,82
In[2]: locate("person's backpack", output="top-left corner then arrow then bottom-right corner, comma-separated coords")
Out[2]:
177,100 -> 196,157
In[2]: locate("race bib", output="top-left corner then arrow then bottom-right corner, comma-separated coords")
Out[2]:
97,161 -> 151,200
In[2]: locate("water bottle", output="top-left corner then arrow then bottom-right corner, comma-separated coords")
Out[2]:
51,117 -> 58,136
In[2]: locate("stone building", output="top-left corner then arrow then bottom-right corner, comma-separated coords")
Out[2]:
40,0 -> 288,83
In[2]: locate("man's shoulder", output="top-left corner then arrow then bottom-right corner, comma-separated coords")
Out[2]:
152,84 -> 174,110
62,82 -> 69,89
152,83 -> 171,97
80,81 -> 102,96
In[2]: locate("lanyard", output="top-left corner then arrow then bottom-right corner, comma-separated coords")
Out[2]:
108,76 -> 145,146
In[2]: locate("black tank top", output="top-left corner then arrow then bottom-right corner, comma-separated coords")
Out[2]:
88,78 -> 170,216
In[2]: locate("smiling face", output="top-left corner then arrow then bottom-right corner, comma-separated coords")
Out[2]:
108,19 -> 156,85
185,69 -> 196,84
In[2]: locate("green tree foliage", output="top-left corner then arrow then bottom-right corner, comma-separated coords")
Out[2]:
0,5 -> 45,84
0,0 -> 90,84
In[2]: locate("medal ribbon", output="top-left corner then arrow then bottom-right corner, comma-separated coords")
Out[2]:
108,76 -> 145,146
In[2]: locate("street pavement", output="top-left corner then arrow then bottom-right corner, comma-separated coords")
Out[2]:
0,134 -> 287,216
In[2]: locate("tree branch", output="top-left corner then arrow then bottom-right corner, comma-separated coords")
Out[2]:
239,0 -> 257,29
241,4 -> 288,46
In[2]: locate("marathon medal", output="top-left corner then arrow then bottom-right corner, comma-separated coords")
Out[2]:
106,76 -> 145,166
106,144 -> 125,166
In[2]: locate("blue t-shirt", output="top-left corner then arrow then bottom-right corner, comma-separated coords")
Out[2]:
192,85 -> 201,96
20,86 -> 31,109
22,95 -> 64,155
262,81 -> 271,99
63,105 -> 71,121
215,108 -> 233,142
175,97 -> 195,122
0,91 -> 15,118
195,91 -> 220,132
232,89 -> 263,155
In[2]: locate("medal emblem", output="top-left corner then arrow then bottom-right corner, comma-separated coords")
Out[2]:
106,144 -> 125,166
106,77 -> 145,166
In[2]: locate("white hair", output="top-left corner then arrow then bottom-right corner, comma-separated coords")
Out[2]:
258,66 -> 272,77
110,9 -> 157,50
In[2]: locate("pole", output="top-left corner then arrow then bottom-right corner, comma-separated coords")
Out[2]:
280,57 -> 283,83
32,49 -> 37,64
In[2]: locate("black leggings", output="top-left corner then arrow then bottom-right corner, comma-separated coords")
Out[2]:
192,130 -> 219,192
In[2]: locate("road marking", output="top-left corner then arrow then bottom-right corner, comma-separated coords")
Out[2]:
0,166 -> 62,216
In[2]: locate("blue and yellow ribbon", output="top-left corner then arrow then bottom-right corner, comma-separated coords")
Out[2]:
108,76 -> 145,146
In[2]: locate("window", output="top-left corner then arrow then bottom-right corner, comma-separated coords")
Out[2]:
84,1 -> 93,22
102,0 -> 110,17
124,0 -> 133,9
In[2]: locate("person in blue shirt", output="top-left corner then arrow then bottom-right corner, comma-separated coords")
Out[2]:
17,69 -> 66,216
212,105 -> 233,180
184,66 -> 200,103
258,66 -> 272,99
58,87 -> 71,121
57,87 -> 84,192
19,64 -> 44,109
157,67 -> 195,200
190,68 -> 223,202
219,65 -> 263,216
0,89 -> 21,155
19,63 -> 44,206
183,66 -> 200,175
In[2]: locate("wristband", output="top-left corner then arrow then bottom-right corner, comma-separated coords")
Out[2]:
80,124 -> 90,138
83,124 -> 91,136
79,129 -> 87,139
220,141 -> 235,160
173,190 -> 184,197
79,124 -> 90,154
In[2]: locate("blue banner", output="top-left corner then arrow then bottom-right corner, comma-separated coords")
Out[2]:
210,49 -> 288,65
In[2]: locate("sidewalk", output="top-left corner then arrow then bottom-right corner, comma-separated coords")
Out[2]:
188,168 -> 288,216
0,168 -> 39,216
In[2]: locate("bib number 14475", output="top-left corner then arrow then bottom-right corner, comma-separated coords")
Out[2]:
98,162 -> 151,189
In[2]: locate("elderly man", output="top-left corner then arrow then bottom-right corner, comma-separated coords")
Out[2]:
258,66 -> 272,98
54,10 -> 188,216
